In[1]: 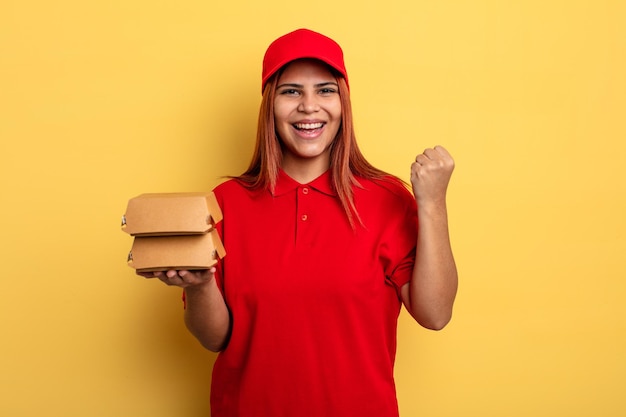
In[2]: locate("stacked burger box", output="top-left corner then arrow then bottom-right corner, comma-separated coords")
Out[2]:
122,192 -> 225,272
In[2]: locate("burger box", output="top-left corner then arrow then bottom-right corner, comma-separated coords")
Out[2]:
121,192 -> 226,273
127,230 -> 226,272
121,192 -> 223,236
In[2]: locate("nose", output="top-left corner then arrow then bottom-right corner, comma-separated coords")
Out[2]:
297,93 -> 319,113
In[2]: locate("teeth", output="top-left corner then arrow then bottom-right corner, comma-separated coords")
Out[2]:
294,122 -> 324,130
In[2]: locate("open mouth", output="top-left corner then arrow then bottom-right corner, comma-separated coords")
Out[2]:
293,122 -> 325,132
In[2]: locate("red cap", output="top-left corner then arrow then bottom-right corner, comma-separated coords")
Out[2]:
261,28 -> 348,92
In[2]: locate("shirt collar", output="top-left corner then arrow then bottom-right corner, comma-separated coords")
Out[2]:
272,168 -> 336,197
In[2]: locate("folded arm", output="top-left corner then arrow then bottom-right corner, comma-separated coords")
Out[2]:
401,146 -> 458,330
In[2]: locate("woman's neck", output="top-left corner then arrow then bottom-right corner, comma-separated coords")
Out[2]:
281,154 -> 330,184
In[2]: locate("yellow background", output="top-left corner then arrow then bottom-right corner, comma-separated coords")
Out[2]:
1,0 -> 625,416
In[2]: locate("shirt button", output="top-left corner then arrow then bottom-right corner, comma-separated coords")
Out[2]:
301,214 -> 308,221
302,188 -> 309,194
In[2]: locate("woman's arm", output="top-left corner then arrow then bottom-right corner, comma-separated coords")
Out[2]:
143,269 -> 231,351
401,146 -> 458,330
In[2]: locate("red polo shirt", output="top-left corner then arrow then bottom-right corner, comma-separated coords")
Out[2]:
210,169 -> 417,417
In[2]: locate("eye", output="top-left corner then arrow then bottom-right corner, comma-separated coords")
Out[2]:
279,88 -> 300,96
319,87 -> 337,95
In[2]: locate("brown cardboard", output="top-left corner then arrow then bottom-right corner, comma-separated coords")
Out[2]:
121,192 -> 222,236
127,229 -> 226,272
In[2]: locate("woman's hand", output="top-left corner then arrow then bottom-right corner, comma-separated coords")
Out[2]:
410,145 -> 455,206
136,268 -> 216,288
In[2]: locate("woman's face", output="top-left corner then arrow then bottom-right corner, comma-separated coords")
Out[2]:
274,59 -> 342,173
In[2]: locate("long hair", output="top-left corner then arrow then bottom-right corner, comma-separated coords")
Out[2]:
236,69 -> 400,228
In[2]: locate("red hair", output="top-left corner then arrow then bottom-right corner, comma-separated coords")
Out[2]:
235,70 -> 403,228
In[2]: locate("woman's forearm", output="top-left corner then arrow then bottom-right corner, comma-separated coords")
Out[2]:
405,201 -> 458,330
184,278 -> 231,352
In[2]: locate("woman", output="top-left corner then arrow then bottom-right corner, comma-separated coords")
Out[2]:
147,28 -> 457,417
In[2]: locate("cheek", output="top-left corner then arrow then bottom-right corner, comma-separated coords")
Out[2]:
273,119 -> 292,143
330,105 -> 342,130
329,100 -> 342,121
273,106 -> 288,135
273,98 -> 293,121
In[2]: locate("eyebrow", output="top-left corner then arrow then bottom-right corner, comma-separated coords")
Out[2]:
276,81 -> 339,89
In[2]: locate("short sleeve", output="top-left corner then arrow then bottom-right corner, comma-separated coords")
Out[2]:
379,184 -> 418,294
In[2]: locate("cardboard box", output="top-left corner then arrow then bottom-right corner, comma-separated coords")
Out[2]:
121,192 -> 222,236
127,229 -> 226,272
